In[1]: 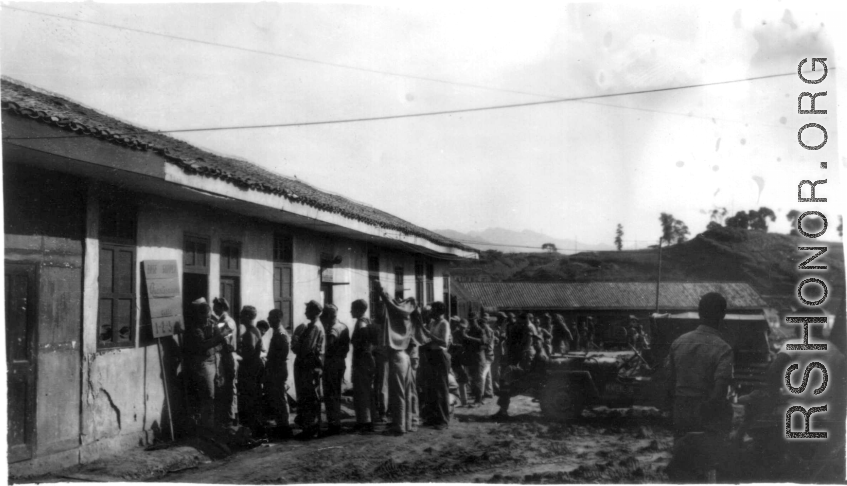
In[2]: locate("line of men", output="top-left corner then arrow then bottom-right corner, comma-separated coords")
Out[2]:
181,290 -> 587,439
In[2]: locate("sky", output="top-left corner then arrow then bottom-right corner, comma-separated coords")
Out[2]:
2,2 -> 846,249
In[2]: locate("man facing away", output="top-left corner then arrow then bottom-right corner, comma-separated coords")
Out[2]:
291,300 -> 326,440
265,308 -> 292,440
665,292 -> 733,480
376,282 -> 417,436
351,299 -> 378,432
492,323 -> 548,420
320,303 -> 350,436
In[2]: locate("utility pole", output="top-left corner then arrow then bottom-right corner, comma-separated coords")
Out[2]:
655,237 -> 663,312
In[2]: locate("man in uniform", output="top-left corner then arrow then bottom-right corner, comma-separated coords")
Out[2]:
376,282 -> 417,435
320,304 -> 350,436
184,298 -> 227,431
492,324 -> 548,420
461,312 -> 491,406
551,314 -> 572,355
351,299 -> 378,432
665,292 -> 733,480
490,312 -> 507,394
265,308 -> 292,439
212,297 -> 240,427
291,300 -> 325,440
737,313 -> 846,481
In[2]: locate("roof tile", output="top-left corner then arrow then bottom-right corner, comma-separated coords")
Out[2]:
2,78 -> 476,254
455,281 -> 767,311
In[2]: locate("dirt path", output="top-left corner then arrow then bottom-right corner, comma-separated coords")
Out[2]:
161,397 -> 672,484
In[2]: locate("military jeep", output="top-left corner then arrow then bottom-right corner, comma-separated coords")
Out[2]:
538,312 -> 772,421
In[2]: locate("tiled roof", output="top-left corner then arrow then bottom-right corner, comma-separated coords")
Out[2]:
454,281 -> 767,311
1,78 -> 476,254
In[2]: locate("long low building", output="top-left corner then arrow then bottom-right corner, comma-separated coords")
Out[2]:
453,280 -> 768,340
2,77 -> 477,475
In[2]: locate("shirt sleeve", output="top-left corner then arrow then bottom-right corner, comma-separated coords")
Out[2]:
714,344 -> 734,383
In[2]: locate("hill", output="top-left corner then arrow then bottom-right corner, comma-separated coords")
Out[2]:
450,227 -> 845,313
436,227 -> 613,253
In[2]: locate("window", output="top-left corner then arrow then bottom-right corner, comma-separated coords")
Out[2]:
368,254 -> 380,318
415,262 -> 425,304
394,266 -> 404,300
220,241 -> 241,317
98,197 -> 137,349
184,236 -> 209,274
220,241 -> 241,276
273,235 -> 293,330
426,263 -> 434,305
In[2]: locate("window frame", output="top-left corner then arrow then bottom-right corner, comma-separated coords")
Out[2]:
98,241 -> 137,349
394,266 -> 404,300
184,235 -> 210,275
368,253 -> 380,319
415,261 -> 425,304
97,194 -> 138,350
273,234 -> 294,331
220,240 -> 242,277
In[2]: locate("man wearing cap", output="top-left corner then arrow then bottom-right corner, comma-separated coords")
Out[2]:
184,298 -> 227,431
265,308 -> 292,439
212,297 -> 241,427
320,303 -> 350,436
375,282 -> 417,435
291,300 -> 326,440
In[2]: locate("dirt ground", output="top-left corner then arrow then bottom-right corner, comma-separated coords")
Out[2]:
152,397 -> 672,484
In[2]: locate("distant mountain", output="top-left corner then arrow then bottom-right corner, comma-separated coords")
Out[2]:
436,227 -> 613,253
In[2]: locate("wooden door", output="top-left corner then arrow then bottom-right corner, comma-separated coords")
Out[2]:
220,277 -> 240,318
273,265 -> 293,331
5,263 -> 37,463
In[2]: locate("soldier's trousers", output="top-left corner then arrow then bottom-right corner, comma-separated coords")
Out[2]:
374,350 -> 388,420
294,361 -> 320,431
323,360 -> 346,427
266,372 -> 289,428
352,359 -> 377,425
388,349 -> 414,433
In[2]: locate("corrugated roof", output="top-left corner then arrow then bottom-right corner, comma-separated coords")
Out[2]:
454,281 -> 767,311
1,78 -> 476,254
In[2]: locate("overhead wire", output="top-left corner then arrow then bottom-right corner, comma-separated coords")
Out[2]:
3,5 -> 827,140
3,69 -> 819,141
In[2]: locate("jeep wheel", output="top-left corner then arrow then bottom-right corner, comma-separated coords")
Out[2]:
540,381 -> 585,421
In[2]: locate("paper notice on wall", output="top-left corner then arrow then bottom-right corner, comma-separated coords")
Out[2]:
143,260 -> 183,338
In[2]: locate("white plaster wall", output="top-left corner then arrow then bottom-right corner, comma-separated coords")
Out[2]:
83,194 -> 457,420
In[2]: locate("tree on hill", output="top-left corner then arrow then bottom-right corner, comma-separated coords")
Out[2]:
786,209 -> 826,237
710,207 -> 728,225
748,207 -> 776,231
614,224 -> 624,251
659,213 -> 690,245
838,215 -> 843,237
786,209 -> 801,236
725,210 -> 750,229
725,208 -> 775,231
542,242 -> 558,253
